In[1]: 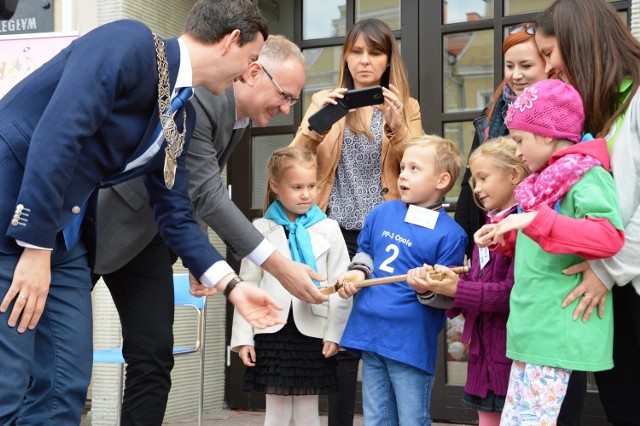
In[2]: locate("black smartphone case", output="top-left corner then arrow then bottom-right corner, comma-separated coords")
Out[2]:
343,86 -> 384,109
307,100 -> 349,133
307,86 -> 384,133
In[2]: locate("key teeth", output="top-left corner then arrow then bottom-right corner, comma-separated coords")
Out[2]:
319,282 -> 342,295
319,285 -> 334,295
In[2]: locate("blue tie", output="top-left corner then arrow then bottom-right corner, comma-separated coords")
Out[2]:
148,87 -> 194,150
124,87 -> 194,171
63,87 -> 194,250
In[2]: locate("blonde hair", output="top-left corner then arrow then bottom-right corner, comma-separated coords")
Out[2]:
263,146 -> 318,214
402,134 -> 462,194
467,137 -> 530,211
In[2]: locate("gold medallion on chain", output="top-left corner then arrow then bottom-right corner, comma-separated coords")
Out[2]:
153,34 -> 187,189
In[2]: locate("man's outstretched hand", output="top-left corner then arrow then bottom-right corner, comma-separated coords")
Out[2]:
228,282 -> 285,329
262,251 -> 327,304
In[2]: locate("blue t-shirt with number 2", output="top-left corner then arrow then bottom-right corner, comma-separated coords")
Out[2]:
340,200 -> 467,373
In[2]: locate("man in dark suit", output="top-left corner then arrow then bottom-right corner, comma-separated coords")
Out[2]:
93,35 -> 308,424
0,1 -> 312,424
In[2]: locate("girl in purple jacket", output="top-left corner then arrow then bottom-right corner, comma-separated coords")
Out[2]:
407,137 -> 528,426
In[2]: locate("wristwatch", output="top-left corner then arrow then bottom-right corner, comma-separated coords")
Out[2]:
223,276 -> 243,298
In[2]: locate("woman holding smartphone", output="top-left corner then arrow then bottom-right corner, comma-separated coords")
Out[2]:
290,18 -> 422,426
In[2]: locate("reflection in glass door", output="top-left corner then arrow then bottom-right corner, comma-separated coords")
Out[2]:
445,314 -> 469,386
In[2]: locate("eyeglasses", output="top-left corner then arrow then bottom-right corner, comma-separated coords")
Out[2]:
508,24 -> 535,36
261,65 -> 299,106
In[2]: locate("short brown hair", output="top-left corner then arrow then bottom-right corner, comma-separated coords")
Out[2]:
184,0 -> 268,46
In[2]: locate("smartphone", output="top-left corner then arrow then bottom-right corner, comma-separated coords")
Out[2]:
343,86 -> 384,109
307,86 -> 385,133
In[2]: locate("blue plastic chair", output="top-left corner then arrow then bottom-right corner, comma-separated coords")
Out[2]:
93,273 -> 207,425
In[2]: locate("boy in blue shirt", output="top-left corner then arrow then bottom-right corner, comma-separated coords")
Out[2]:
338,135 -> 467,425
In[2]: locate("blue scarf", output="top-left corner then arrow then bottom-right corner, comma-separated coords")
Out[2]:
263,201 -> 327,286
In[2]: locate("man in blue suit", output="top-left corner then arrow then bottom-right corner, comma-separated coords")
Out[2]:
94,35 -> 310,424
0,1 -> 310,424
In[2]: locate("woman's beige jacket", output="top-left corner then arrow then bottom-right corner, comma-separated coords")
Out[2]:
290,89 -> 424,211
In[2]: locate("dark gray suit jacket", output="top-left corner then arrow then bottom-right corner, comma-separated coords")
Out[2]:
95,86 -> 263,274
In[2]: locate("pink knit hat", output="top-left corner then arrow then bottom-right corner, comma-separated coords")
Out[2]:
505,79 -> 585,143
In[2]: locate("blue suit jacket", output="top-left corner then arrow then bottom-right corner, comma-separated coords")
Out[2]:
94,87 -> 263,275
0,20 -> 223,277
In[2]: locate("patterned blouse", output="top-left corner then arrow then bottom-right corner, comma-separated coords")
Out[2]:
327,109 -> 385,230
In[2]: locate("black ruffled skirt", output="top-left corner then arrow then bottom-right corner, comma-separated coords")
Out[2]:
242,310 -> 339,396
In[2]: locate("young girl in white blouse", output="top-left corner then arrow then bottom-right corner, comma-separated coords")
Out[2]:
231,146 -> 351,426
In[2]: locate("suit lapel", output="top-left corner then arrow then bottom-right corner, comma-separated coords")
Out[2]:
103,39 -> 188,187
216,89 -> 243,168
218,128 -> 245,168
129,111 -> 162,163
127,37 -> 181,162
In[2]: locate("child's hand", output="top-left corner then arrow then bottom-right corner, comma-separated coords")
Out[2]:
337,270 -> 365,299
238,345 -> 256,367
495,212 -> 537,236
474,224 -> 499,247
408,265 -> 459,297
407,264 -> 435,295
322,341 -> 339,358
423,265 -> 459,297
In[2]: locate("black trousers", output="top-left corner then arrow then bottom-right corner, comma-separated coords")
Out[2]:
557,370 -> 587,425
328,350 -> 361,426
327,228 -> 362,426
99,234 -> 176,426
595,284 -> 640,425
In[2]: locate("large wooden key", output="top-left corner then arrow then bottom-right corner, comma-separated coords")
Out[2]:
319,265 -> 470,295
